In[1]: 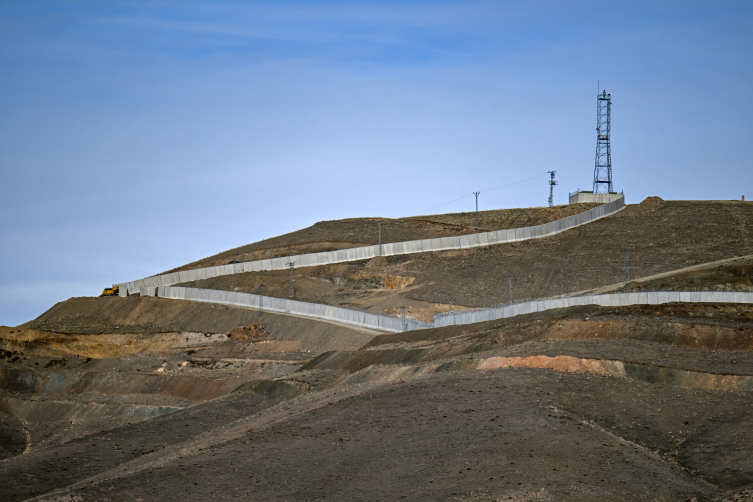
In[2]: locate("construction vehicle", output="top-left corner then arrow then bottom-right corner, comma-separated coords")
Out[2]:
100,285 -> 120,297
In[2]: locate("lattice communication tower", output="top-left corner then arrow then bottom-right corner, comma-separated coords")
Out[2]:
593,90 -> 613,193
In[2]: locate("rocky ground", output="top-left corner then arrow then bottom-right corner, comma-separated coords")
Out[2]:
170,198 -> 753,322
2,299 -> 753,501
163,203 -> 602,274
2,198 -> 753,501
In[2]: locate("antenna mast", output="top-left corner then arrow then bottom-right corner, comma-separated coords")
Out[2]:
593,90 -> 613,193
547,171 -> 557,207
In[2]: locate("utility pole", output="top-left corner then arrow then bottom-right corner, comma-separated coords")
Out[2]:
286,262 -> 295,298
258,284 -> 264,315
548,171 -> 557,207
378,221 -> 382,256
473,192 -> 480,228
508,276 -> 514,305
622,249 -> 630,289
564,257 -> 569,296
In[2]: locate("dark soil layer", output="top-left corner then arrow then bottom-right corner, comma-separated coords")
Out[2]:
0,380 -> 304,502
0,410 -> 26,460
164,203 -> 601,273
16,370 -> 752,502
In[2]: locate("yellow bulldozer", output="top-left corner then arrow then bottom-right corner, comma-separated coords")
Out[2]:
100,285 -> 120,297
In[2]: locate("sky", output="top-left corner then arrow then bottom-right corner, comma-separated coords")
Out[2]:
1,1 -> 752,326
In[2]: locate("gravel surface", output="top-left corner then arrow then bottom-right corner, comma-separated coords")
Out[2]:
12,369 -> 752,501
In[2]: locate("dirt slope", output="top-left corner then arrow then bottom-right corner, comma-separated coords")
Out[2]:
3,301 -> 753,501
8,368 -> 752,502
3,198 -> 753,501
163,203 -> 601,273
18,296 -> 378,354
173,199 -> 753,320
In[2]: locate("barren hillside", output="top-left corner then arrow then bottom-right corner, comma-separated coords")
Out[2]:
2,197 -> 753,502
172,198 -> 753,321
163,203 -> 601,273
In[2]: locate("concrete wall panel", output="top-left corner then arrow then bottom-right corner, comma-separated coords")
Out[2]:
406,241 -> 423,254
440,236 -> 458,250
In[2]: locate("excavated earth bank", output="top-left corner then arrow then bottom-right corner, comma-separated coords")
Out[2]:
2,299 -> 753,501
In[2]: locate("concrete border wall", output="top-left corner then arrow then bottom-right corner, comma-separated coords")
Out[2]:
434,291 -> 753,327
124,197 -> 625,295
156,286 -> 753,334
158,287 -> 432,333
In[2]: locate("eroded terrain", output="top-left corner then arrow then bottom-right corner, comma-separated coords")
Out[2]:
2,198 -> 753,501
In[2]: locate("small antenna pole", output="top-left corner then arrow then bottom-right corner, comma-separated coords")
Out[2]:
378,221 -> 382,256
286,262 -> 295,298
547,171 -> 557,207
473,191 -> 480,228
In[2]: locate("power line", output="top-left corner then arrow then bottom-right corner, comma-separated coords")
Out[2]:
411,173 -> 549,216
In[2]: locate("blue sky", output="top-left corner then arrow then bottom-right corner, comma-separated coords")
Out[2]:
1,1 -> 751,326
